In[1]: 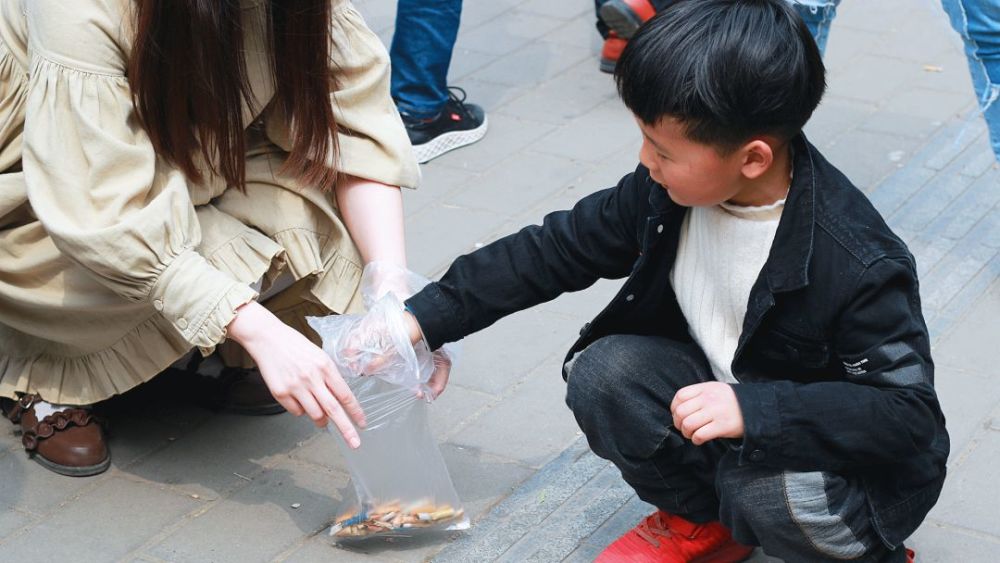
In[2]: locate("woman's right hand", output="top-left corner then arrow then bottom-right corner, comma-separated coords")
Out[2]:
227,301 -> 366,448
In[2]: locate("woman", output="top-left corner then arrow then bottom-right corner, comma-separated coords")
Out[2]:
0,0 -> 418,476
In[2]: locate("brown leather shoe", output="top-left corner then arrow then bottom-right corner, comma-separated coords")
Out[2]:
5,394 -> 110,477
216,368 -> 286,416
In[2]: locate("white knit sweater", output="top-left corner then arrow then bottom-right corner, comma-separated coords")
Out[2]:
669,199 -> 785,384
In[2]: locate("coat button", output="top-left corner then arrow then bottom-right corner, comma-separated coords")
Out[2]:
153,299 -> 163,311
625,294 -> 635,302
656,224 -> 664,234
749,449 -> 765,462
579,322 -> 591,336
177,318 -> 188,329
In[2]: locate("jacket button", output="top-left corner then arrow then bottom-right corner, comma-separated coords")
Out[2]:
656,224 -> 664,234
579,322 -> 591,336
153,299 -> 163,311
749,449 -> 765,462
625,294 -> 635,302
177,318 -> 188,330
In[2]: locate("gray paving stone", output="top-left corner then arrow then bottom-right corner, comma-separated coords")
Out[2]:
926,253 -> 1000,338
0,478 -> 196,561
920,237 -> 995,312
405,204 -> 508,275
460,0 -> 525,30
543,13 -> 601,50
907,521 -> 1000,563
497,60 -> 617,125
965,205 -> 1000,249
925,120 -> 989,170
822,26 -> 883,74
0,447 -> 104,514
0,505 -> 34,543
517,0 -> 593,20
148,460 -> 349,563
432,113 -> 559,172
804,96 -> 878,148
466,40 -> 591,88
403,164 -> 473,220
446,77 -> 531,115
860,110 -> 948,141
441,443 -> 535,522
287,426 -> 349,472
820,129 -> 922,192
887,162 -> 976,233
444,151 -> 581,217
497,464 -> 633,562
867,162 -> 937,218
924,414 -> 1000,537
456,10 -> 566,57
123,413 -> 318,499
282,537 -> 405,563
933,280 -> 1000,379
448,307 -> 585,396
432,438 -> 607,562
449,354 -> 582,468
931,363 -> 1000,456
529,99 -> 638,162
563,495 -> 654,563
447,48 -> 502,84
826,54 -> 921,105
428,384 -> 495,441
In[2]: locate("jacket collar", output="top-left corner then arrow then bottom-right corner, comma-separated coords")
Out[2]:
763,134 -> 816,293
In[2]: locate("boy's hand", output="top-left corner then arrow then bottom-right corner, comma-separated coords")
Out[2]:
670,382 -> 745,445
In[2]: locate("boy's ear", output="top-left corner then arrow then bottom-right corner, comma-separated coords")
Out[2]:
739,139 -> 774,180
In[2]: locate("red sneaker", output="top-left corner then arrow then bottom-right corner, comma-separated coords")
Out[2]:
906,547 -> 916,563
600,32 -> 628,74
596,511 -> 753,563
599,0 -> 659,39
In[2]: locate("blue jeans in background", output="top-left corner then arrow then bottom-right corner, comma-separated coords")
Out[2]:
390,0 -> 463,119
792,0 -> 842,55
942,0 -> 1000,160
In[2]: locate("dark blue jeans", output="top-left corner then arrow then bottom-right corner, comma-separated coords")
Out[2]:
564,334 -> 907,562
389,0 -> 462,119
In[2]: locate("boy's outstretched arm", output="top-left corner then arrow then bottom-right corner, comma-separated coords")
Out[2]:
732,255 -> 947,473
406,166 -> 653,351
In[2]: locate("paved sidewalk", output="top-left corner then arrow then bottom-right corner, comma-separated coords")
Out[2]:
1,0 -> 997,561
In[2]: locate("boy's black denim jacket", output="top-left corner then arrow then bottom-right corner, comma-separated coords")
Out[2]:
406,135 -> 949,548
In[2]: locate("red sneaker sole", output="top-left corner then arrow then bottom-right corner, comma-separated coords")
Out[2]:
690,544 -> 755,563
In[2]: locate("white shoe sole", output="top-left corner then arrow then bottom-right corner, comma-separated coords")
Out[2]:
412,116 -> 489,163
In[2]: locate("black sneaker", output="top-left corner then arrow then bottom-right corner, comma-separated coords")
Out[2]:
400,87 -> 488,163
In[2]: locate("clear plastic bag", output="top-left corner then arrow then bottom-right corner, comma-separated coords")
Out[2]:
306,267 -> 468,541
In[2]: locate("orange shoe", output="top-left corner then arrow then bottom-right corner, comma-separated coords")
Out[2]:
600,32 -> 628,74
596,511 -> 753,563
906,547 -> 916,563
599,0 -> 659,39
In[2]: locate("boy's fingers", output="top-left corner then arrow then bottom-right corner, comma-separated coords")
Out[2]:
679,410 -> 711,439
691,421 -> 723,445
670,383 -> 704,410
670,395 -> 701,420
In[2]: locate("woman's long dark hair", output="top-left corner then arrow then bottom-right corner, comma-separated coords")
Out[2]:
128,0 -> 339,191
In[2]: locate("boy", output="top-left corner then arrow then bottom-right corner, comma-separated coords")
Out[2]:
367,0 -> 949,560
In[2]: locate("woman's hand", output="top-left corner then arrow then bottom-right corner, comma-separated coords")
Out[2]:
228,301 -> 366,448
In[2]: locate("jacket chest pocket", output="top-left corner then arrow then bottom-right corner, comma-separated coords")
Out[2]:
758,328 -> 832,369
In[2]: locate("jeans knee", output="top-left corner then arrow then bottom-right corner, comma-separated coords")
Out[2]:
564,336 -> 623,421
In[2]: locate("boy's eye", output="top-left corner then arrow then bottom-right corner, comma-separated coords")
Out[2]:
657,153 -> 670,160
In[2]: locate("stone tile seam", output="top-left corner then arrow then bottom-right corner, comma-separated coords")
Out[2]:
946,401 -> 1000,471
922,518 -> 1000,544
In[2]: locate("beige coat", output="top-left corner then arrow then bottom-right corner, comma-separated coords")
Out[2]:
0,0 -> 419,404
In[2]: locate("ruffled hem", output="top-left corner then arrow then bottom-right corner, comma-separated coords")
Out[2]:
0,314 -> 192,405
0,226 -> 364,405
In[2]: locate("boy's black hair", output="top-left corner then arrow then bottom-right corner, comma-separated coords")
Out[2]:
615,0 -> 826,151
